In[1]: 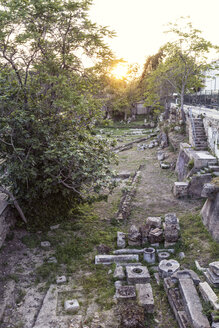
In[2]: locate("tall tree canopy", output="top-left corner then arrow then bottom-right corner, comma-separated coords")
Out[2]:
141,19 -> 216,121
0,0 -> 116,225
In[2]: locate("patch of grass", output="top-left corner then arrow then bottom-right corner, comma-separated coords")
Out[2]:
16,289 -> 26,304
8,273 -> 19,283
81,265 -> 115,310
35,263 -> 58,283
21,234 -> 40,249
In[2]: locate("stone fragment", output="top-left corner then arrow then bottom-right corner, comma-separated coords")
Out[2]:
178,252 -> 185,259
164,225 -> 179,242
143,247 -> 156,264
171,269 -> 201,286
47,256 -> 57,263
179,278 -> 210,328
201,183 -> 219,199
50,224 -> 60,230
157,248 -> 175,254
165,213 -> 179,226
136,283 -> 154,313
204,268 -> 219,287
64,299 -> 80,313
95,254 -> 139,265
199,282 -> 219,311
146,216 -> 162,228
115,285 -> 136,301
56,275 -> 66,284
140,225 -> 149,245
201,192 -> 219,242
154,273 -> 160,285
40,241 -> 51,248
115,280 -> 123,289
195,260 -> 207,272
113,249 -> 144,255
113,266 -> 125,280
148,228 -> 163,244
160,162 -> 170,169
117,262 -> 142,267
173,182 -> 189,198
128,225 -> 141,246
209,261 -> 219,276
212,323 -> 219,328
158,251 -> 170,262
159,259 -> 180,278
164,241 -> 176,248
157,151 -> 165,161
117,231 -> 126,249
126,266 -> 150,284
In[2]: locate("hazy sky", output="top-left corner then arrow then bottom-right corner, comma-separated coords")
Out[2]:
89,0 -> 219,67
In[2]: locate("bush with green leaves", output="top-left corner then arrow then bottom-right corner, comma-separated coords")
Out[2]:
0,0 -> 116,225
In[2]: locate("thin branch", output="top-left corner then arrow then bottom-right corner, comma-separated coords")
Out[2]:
0,186 -> 27,223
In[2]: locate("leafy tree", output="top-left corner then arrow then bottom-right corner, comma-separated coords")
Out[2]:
141,19 -> 216,122
0,0 -> 116,225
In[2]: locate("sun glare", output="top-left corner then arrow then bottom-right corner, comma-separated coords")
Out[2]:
111,63 -> 129,79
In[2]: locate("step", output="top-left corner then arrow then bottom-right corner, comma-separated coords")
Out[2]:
208,165 -> 219,172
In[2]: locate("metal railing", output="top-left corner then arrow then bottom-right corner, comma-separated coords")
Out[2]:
184,90 -> 219,110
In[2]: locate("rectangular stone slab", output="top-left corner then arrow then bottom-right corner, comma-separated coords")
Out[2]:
136,283 -> 154,313
126,266 -> 150,284
179,278 -> 210,328
113,249 -> 144,255
95,254 -> 139,265
199,282 -> 219,311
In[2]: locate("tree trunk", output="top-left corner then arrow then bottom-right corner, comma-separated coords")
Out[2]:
180,87 -> 186,123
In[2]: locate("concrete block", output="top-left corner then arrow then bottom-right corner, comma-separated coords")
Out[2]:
95,254 -> 139,265
115,285 -> 136,301
126,266 -> 150,284
136,283 -> 154,313
159,259 -> 180,278
179,278 -> 210,328
64,299 -> 80,313
199,282 -> 219,311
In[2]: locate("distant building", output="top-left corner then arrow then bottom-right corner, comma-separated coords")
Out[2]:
134,100 -> 148,115
202,60 -> 219,92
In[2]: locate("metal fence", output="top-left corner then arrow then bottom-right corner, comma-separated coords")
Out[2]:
184,90 -> 219,110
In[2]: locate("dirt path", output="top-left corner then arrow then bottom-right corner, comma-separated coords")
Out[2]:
0,128 -> 217,328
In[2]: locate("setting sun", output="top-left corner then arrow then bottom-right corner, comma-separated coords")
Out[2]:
111,63 -> 129,79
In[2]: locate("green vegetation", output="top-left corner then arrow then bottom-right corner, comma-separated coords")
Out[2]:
0,0 -> 117,225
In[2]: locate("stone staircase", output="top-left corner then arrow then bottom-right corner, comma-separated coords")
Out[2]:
192,118 -> 208,150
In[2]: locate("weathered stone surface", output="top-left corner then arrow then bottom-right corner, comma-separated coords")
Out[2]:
159,259 -> 180,278
201,192 -> 219,242
113,266 -> 125,280
143,247 -> 156,264
136,283 -> 154,313
40,241 -> 51,248
164,225 -> 179,242
179,278 -> 210,328
126,266 -> 150,284
56,276 -> 67,284
113,249 -> 144,255
158,251 -> 170,262
128,225 -> 141,246
171,270 -> 200,286
95,254 -> 139,265
117,231 -> 126,249
148,228 -> 163,244
199,282 -> 219,311
204,268 -> 219,287
157,151 -> 165,161
119,304 -> 145,328
146,216 -> 162,228
160,162 -> 170,169
173,182 -> 189,198
201,183 -> 219,199
165,213 -> 179,226
64,299 -> 80,313
158,132 -> 168,148
115,285 -> 136,301
209,261 -> 219,276
188,174 -> 212,198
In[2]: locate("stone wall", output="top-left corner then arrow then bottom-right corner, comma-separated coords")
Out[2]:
183,104 -> 219,158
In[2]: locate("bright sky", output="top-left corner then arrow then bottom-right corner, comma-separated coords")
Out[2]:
89,0 -> 219,67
